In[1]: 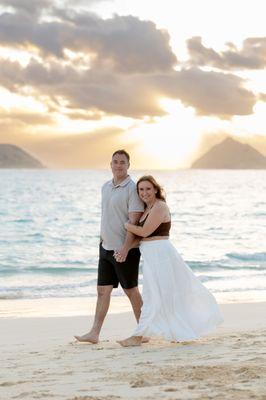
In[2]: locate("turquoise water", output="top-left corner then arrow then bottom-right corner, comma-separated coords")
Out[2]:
0,169 -> 266,304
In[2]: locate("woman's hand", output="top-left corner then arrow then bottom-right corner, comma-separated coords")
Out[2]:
124,222 -> 131,230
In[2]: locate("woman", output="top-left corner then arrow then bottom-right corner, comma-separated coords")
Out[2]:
117,175 -> 223,347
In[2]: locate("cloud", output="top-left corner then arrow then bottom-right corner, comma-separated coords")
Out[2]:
153,68 -> 256,118
0,58 -> 257,119
0,11 -> 71,58
0,107 -> 55,125
64,110 -> 104,120
0,0 -> 53,16
259,93 -> 266,102
0,0 -> 113,15
64,0 -> 113,7
0,6 -> 258,120
0,7 -> 177,72
0,58 -> 166,118
187,36 -> 266,70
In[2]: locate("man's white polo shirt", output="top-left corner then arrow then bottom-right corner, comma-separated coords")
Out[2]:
100,175 -> 144,251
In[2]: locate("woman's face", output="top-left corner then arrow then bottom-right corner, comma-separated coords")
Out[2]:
137,180 -> 157,204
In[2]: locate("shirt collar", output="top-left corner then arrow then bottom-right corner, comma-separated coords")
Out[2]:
109,175 -> 131,188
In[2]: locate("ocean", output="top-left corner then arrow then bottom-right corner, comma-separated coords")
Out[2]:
0,169 -> 265,316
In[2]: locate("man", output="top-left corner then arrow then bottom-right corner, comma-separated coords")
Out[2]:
75,150 -> 144,344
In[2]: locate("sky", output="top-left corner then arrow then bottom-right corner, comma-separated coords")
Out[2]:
0,0 -> 266,168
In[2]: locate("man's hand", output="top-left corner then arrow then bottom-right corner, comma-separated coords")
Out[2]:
114,246 -> 129,263
115,212 -> 142,262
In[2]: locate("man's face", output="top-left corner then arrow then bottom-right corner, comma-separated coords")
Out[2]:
111,153 -> 129,180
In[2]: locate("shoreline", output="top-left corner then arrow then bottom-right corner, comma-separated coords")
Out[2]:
1,295 -> 266,319
1,302 -> 266,338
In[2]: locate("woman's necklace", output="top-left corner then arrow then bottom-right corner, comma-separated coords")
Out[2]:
140,201 -> 156,223
146,200 -> 156,211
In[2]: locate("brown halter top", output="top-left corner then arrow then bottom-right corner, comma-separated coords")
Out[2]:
138,214 -> 171,238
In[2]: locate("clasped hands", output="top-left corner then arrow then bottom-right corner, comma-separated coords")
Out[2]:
114,247 -> 128,263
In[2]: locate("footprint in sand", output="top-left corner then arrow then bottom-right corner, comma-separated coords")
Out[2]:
12,391 -> 40,399
135,361 -> 153,366
69,396 -> 121,399
0,381 -> 27,387
130,378 -> 153,388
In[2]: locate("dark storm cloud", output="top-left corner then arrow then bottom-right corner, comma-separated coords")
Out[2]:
187,36 -> 266,70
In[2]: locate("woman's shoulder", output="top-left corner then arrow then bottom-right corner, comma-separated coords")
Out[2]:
153,200 -> 169,212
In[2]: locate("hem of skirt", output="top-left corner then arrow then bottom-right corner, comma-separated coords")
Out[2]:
133,318 -> 224,342
133,328 -> 199,342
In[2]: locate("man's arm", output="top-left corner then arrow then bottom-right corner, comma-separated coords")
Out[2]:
114,211 -> 142,262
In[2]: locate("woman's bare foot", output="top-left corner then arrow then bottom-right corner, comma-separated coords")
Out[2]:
117,336 -> 142,347
74,332 -> 99,344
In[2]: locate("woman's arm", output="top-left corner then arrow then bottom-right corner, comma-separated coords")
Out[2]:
125,203 -> 166,238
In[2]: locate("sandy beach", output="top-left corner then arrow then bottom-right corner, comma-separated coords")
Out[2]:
1,301 -> 266,400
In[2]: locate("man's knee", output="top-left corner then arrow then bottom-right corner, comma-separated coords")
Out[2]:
123,286 -> 139,299
97,285 -> 113,298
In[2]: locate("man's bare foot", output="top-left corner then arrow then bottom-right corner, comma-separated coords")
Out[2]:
117,336 -> 142,347
74,332 -> 99,344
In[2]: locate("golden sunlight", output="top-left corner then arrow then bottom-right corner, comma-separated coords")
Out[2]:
129,100 -> 201,169
0,88 -> 47,111
0,46 -> 34,66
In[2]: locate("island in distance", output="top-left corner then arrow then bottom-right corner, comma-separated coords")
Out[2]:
191,137 -> 266,169
0,144 -> 44,168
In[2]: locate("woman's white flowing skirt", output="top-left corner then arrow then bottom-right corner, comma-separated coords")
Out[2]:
134,240 -> 223,341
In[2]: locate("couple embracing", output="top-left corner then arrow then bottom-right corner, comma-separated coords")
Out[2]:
75,150 -> 223,346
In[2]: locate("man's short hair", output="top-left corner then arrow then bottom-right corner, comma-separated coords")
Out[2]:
112,149 -> 130,163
